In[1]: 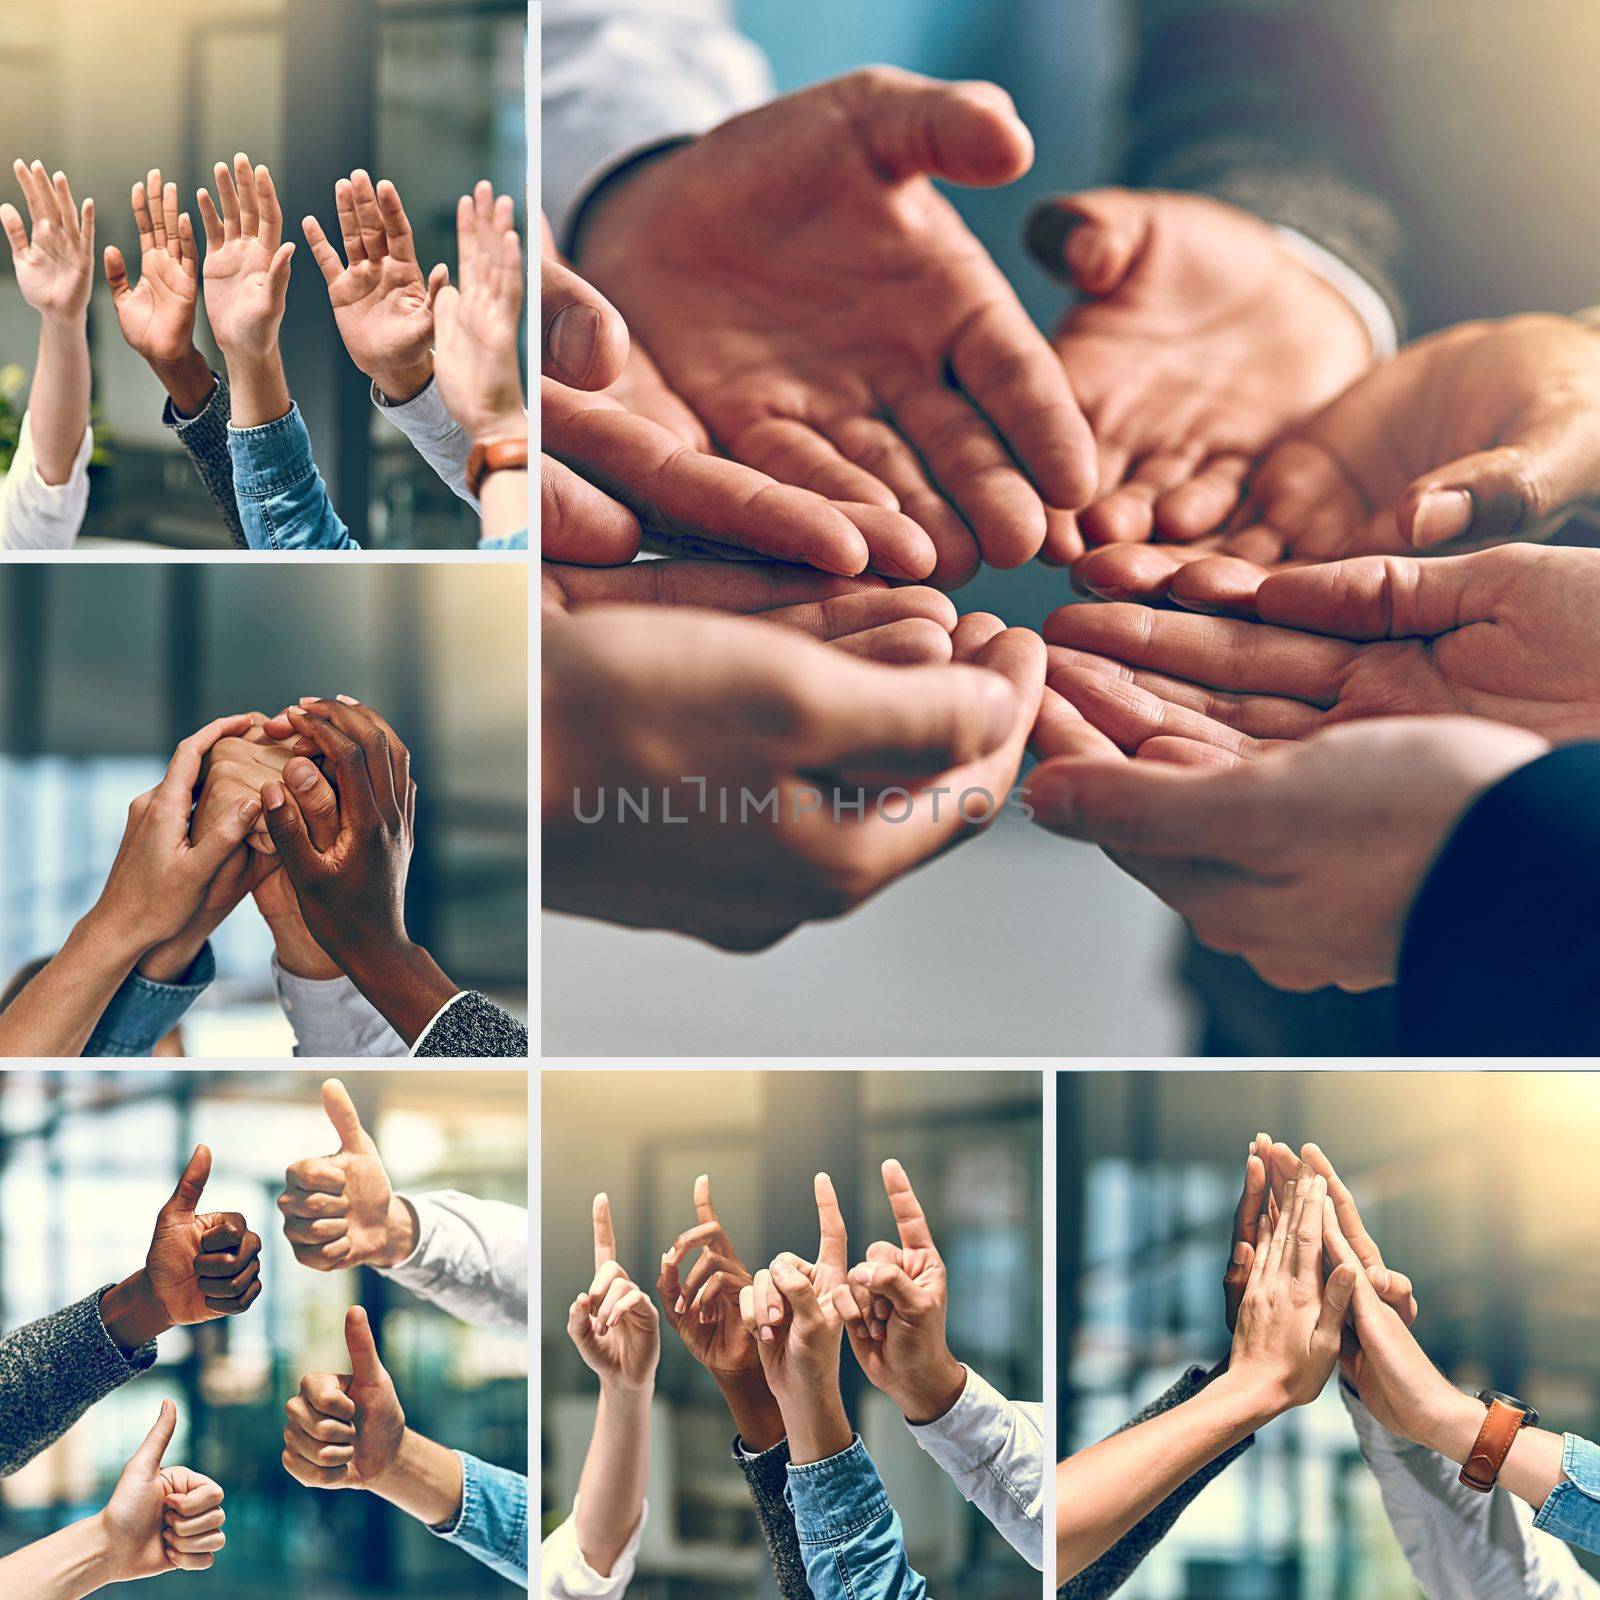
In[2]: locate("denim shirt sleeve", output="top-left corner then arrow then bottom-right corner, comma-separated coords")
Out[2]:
480,530 -> 528,549
226,404 -> 358,550
1535,1435 -> 1600,1556
82,943 -> 214,1057
786,1436 -> 928,1600
431,1451 -> 527,1588
907,1365 -> 1043,1570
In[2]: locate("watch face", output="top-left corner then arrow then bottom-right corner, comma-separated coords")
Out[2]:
1477,1389 -> 1540,1427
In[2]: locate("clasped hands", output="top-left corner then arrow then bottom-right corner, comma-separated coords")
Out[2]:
568,1160 -> 965,1467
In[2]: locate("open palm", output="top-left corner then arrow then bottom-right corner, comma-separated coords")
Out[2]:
2,159 -> 93,321
198,155 -> 293,356
106,171 -> 199,364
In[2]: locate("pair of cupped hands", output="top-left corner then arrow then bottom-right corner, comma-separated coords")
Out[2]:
567,1160 -> 966,1463
1222,1135 -> 1461,1450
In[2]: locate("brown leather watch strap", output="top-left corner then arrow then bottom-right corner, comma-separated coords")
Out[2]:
467,436 -> 529,499
1460,1397 -> 1528,1492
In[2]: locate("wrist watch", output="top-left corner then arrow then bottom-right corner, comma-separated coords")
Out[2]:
1460,1389 -> 1539,1492
467,436 -> 528,499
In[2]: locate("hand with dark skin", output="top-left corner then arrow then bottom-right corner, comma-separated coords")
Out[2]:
577,66 -> 1096,587
1026,188 -> 1372,561
1042,544 -> 1600,759
657,1175 -> 783,1453
278,1079 -> 414,1272
1071,313 -> 1600,608
136,1145 -> 263,1329
260,698 -> 455,1045
105,169 -> 215,419
543,610 -> 1044,950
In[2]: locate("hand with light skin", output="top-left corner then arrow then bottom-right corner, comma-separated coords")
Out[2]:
198,154 -> 296,428
739,1175 -> 854,1465
2,159 -> 93,486
1026,714 -> 1549,992
278,1079 -> 415,1272
544,610 -> 1043,951
0,713 -> 267,1059
0,1400 -> 228,1597
568,1197 -> 658,1577
1025,188 -> 1372,560
105,170 -> 215,420
544,557 -> 959,667
577,66 -> 1096,587
302,170 -> 437,405
1044,544 -> 1600,759
831,1159 -> 966,1425
1071,314 -> 1600,608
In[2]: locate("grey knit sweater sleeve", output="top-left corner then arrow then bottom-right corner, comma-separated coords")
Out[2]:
1058,1365 -> 1255,1600
161,370 -> 248,549
413,992 -> 529,1059
729,1435 -> 810,1600
1124,0 -> 1407,334
1,1287 -> 158,1476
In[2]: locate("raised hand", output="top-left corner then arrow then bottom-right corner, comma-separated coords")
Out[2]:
198,154 -> 294,359
658,1175 -> 758,1377
303,171 -> 434,403
98,1401 -> 227,1579
1227,1164 -> 1355,1411
143,1146 -> 263,1327
2,159 -> 94,323
544,610 -> 1042,950
1299,1143 -> 1416,1324
432,183 -> 525,446
833,1160 -> 965,1424
1223,1134 -> 1274,1332
278,1079 -> 412,1271
1028,715 -> 1548,992
1044,545 -> 1600,761
577,66 -> 1095,587
105,171 -> 200,366
1072,314 -> 1600,606
282,1306 -> 406,1491
569,1195 -> 660,1392
1026,189 -> 1371,557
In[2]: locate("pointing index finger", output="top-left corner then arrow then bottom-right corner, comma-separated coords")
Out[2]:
882,1158 -> 936,1253
592,1193 -> 617,1270
814,1172 -> 848,1273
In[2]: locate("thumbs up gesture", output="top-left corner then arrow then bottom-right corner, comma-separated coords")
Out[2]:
98,1399 -> 229,1579
143,1145 -> 264,1327
278,1079 -> 415,1272
281,1306 -> 407,1492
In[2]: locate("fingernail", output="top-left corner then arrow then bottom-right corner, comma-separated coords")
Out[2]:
1066,224 -> 1106,283
1410,488 -> 1473,547
288,760 -> 319,792
980,676 -> 1017,749
1232,1242 -> 1250,1265
261,781 -> 286,810
549,303 -> 601,385
238,797 -> 262,822
674,1296 -> 685,1315
335,693 -> 360,705
761,1326 -> 774,1343
298,696 -> 321,706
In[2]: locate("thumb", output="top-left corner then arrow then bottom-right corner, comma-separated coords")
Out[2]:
1253,550 -> 1505,641
838,68 -> 1033,187
1025,188 -> 1151,295
269,240 -> 295,291
427,262 -> 450,306
131,1398 -> 178,1473
186,793 -> 264,879
104,244 -> 129,303
1316,1263 -> 1359,1346
541,253 -> 628,389
261,780 -> 325,883
165,1145 -> 211,1215
344,1305 -> 384,1383
321,1078 -> 371,1153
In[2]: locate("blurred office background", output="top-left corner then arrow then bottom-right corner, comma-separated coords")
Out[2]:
0,1069 -> 528,1598
1057,1070 -> 1600,1598
0,0 -> 527,548
538,0 -> 1196,1057
0,565 -> 528,1055
541,1068 -> 1042,1600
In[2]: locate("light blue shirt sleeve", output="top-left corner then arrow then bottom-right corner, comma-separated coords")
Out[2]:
82,943 -> 213,1057
1535,1435 -> 1600,1557
431,1450 -> 527,1588
786,1436 -> 928,1600
226,404 -> 358,550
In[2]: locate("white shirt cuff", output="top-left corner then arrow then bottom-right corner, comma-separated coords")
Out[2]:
1,410 -> 92,549
1274,226 -> 1399,361
539,1499 -> 647,1599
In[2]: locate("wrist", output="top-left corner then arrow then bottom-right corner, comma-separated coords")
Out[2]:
783,1390 -> 853,1467
370,1428 -> 464,1529
373,361 -> 434,407
222,345 -> 292,429
79,1511 -> 119,1588
1414,1386 -> 1487,1460
99,1269 -> 172,1353
263,913 -> 344,982
137,920 -> 217,984
39,308 -> 89,337
715,1366 -> 786,1453
74,903 -> 152,972
1208,1365 -> 1295,1432
372,1194 -> 419,1269
896,1354 -> 968,1426
469,408 -> 527,448
149,348 -> 216,419
344,938 -> 459,1048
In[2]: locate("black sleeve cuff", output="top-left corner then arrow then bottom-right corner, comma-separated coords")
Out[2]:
1400,743 -> 1600,1054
